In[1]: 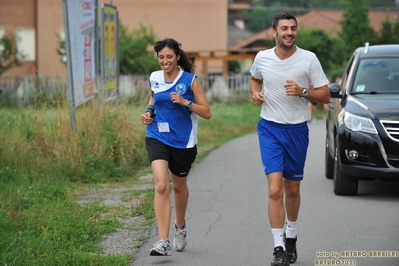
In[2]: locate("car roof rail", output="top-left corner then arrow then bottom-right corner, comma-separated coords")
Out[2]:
364,42 -> 370,53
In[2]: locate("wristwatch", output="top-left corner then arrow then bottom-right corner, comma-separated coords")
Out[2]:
186,100 -> 193,109
301,88 -> 309,98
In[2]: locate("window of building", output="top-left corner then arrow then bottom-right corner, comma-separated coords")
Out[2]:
59,27 -> 65,40
0,27 -> 4,54
16,27 -> 36,61
59,28 -> 67,63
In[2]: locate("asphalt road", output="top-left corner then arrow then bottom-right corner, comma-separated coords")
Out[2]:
131,119 -> 399,266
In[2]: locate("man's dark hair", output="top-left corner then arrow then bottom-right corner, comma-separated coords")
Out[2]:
272,11 -> 297,30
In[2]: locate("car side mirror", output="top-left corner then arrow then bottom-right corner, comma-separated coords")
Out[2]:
328,83 -> 342,98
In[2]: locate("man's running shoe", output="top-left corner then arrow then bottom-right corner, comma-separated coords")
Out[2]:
149,239 -> 172,256
284,233 -> 297,263
271,246 -> 289,266
173,225 -> 187,251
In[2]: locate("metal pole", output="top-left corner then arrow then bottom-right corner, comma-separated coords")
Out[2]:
62,0 -> 77,133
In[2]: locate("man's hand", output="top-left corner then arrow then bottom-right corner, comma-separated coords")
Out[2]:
252,91 -> 265,106
284,80 -> 301,96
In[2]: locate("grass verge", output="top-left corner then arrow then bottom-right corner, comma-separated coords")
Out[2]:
0,100 -> 260,265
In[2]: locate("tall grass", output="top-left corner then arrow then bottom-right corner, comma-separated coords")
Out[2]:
0,99 -> 148,183
0,98 -> 260,265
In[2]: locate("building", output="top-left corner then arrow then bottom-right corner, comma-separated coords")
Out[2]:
227,9 -> 399,72
3,2 -> 397,78
0,0 -> 232,77
229,10 -> 399,52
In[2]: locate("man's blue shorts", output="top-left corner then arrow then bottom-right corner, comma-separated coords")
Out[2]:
257,119 -> 309,181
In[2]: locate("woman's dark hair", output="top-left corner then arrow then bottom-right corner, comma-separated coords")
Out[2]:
272,11 -> 297,30
154,38 -> 195,73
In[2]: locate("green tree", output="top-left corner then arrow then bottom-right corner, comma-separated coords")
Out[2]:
253,0 -> 395,8
245,2 -> 292,33
56,23 -> 159,75
228,60 -> 241,73
244,7 -> 275,33
394,20 -> 399,40
245,0 -> 397,34
296,28 -> 345,76
0,33 -> 24,76
308,0 -> 345,8
367,0 -> 397,7
119,23 -> 159,75
378,17 -> 399,44
340,0 -> 375,59
56,33 -> 66,65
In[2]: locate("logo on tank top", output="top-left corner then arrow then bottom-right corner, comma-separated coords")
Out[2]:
154,82 -> 159,88
175,83 -> 187,94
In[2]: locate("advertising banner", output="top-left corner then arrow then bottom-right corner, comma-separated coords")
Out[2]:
64,0 -> 98,108
101,4 -> 119,100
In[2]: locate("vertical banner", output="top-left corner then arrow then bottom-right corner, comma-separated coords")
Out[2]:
64,0 -> 98,108
101,4 -> 119,101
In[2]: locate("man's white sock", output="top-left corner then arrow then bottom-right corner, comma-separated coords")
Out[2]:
271,228 -> 285,250
285,220 -> 297,239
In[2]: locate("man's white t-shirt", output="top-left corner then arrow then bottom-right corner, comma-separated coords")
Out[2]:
250,46 -> 329,124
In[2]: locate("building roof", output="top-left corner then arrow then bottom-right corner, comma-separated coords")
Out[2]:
229,10 -> 399,52
228,23 -> 254,47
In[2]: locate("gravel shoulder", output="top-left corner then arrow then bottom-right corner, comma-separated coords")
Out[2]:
75,172 -> 155,257
74,145 -> 215,260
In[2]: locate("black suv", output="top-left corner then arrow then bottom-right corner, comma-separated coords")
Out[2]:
325,43 -> 399,195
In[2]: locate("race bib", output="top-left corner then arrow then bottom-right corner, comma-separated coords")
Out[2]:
157,122 -> 170,132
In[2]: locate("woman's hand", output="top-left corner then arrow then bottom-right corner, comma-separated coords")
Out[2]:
170,92 -> 186,106
141,112 -> 153,124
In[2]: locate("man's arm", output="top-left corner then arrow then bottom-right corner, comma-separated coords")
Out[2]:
249,76 -> 265,106
284,80 -> 330,104
305,85 -> 330,104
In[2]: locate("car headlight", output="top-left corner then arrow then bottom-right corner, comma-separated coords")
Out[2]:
344,112 -> 378,134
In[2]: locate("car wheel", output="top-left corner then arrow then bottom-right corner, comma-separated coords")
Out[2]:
325,135 -> 334,179
333,141 -> 358,195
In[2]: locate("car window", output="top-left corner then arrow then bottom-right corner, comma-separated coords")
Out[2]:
340,53 -> 356,94
352,58 -> 399,94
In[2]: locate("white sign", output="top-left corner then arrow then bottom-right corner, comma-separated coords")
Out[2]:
64,0 -> 97,107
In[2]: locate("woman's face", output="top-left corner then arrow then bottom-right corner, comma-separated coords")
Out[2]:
157,46 -> 180,73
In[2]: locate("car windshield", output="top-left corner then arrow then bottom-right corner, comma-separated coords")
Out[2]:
352,58 -> 399,94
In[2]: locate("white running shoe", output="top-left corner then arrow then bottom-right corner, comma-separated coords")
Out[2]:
173,226 -> 187,252
149,239 -> 172,256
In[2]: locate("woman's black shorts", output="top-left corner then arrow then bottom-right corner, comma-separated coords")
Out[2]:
145,137 -> 197,177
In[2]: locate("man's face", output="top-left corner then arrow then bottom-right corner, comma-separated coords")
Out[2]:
273,19 -> 297,49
